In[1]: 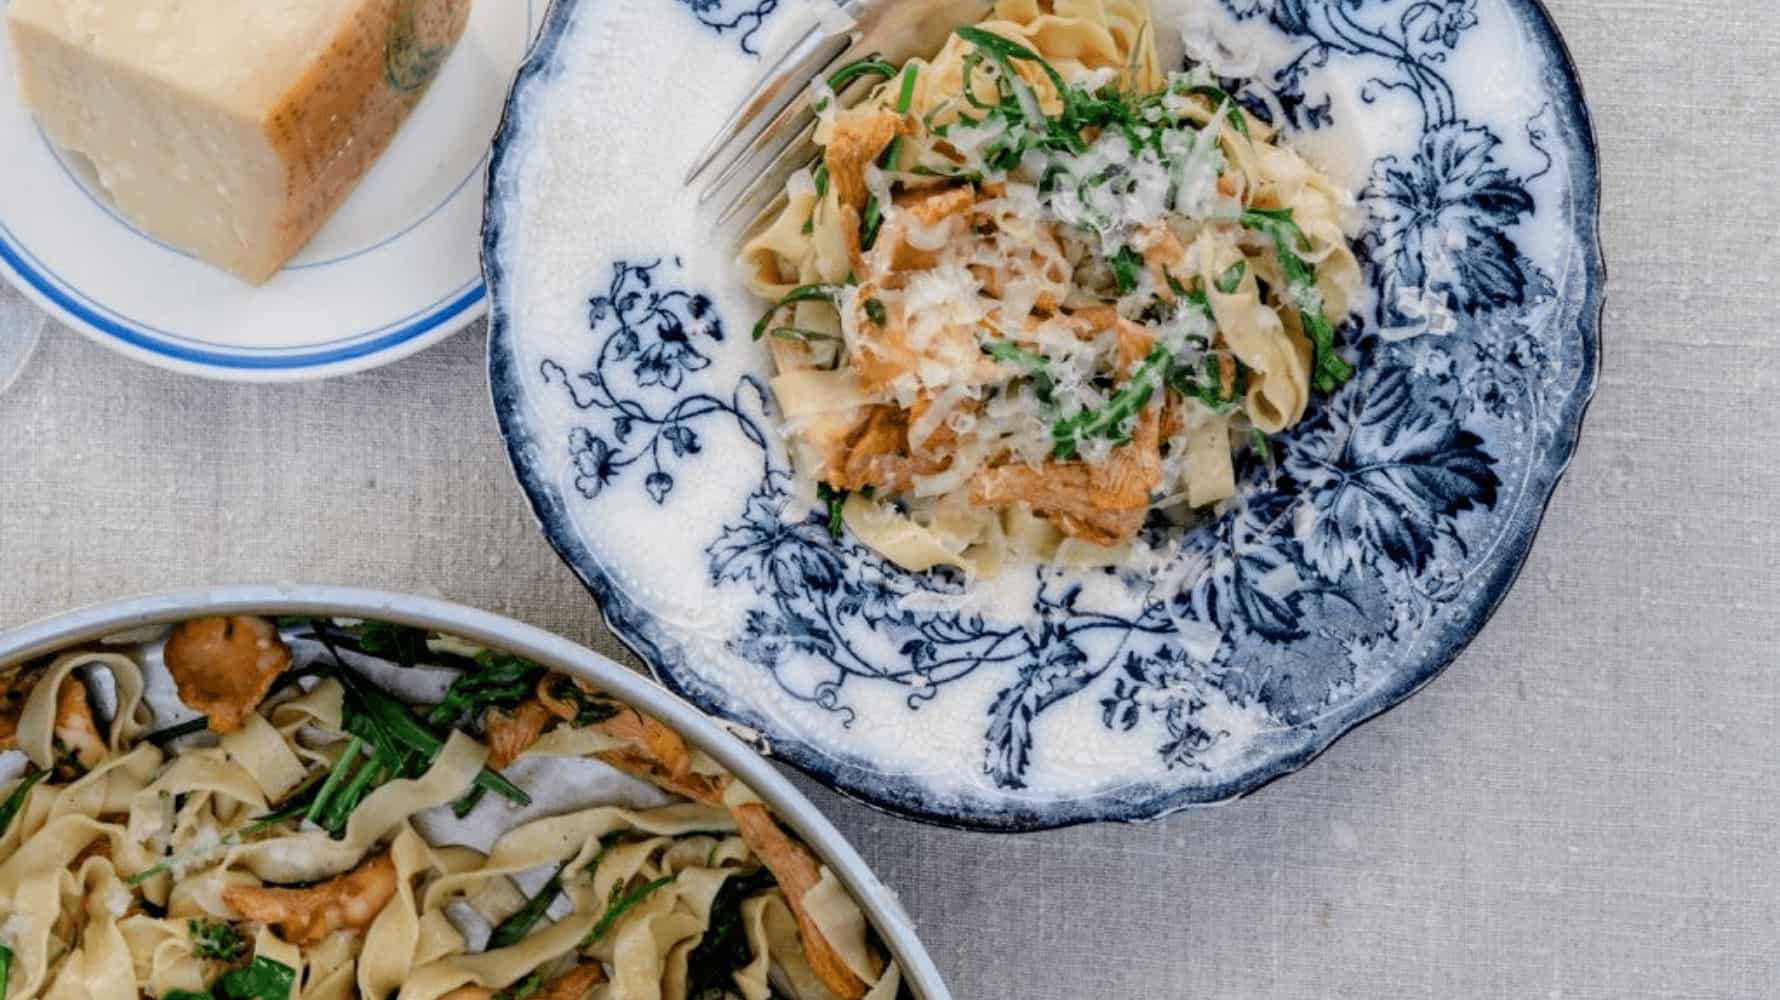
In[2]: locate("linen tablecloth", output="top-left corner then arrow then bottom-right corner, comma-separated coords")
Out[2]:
4,1 -> 1777,995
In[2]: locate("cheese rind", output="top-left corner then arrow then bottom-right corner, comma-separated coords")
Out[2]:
7,0 -> 472,284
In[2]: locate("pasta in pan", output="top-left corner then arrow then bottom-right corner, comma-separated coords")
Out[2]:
743,0 -> 1362,576
0,618 -> 904,1000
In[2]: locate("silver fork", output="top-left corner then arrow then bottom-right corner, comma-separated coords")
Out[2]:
686,0 -> 995,234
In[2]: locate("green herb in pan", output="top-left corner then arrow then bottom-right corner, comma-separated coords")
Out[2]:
210,956 -> 296,1000
492,972 -> 543,1000
543,676 -> 622,728
425,651 -> 546,730
144,716 -> 212,748
685,868 -> 778,999
487,862 -> 570,951
329,663 -> 530,808
0,771 -> 47,838
580,875 -> 678,947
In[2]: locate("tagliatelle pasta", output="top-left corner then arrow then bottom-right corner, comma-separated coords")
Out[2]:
743,0 -> 1362,575
0,617 -> 904,1000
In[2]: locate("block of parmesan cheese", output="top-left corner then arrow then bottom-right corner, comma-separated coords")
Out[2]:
6,0 -> 472,284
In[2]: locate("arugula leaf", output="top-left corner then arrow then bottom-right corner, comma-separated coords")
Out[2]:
1162,273 -> 1216,323
580,875 -> 678,947
158,956 -> 294,1000
426,651 -> 546,730
685,869 -> 778,1000
982,339 -> 1056,404
953,25 -> 1202,174
827,57 -> 897,92
1182,84 -> 1251,136
878,63 -> 920,170
1052,345 -> 1172,459
189,919 -> 246,962
816,483 -> 848,542
0,942 -> 12,1000
0,771 -> 47,838
1110,246 -> 1145,295
752,285 -> 842,341
543,676 -> 621,728
1215,260 -> 1246,295
303,736 -> 367,831
212,956 -> 295,1000
247,774 -> 326,831
862,297 -> 887,327
1251,429 -> 1272,462
860,196 -> 884,251
1240,208 -> 1355,392
493,972 -> 543,1000
982,340 -> 1048,369
294,618 -> 480,673
318,750 -> 395,835
1166,354 -> 1240,411
955,27 -> 1069,96
892,62 -> 920,112
487,863 -> 568,951
332,665 -> 530,807
350,621 -> 430,667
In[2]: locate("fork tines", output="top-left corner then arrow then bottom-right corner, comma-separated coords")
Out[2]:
687,11 -> 879,232
685,19 -> 846,188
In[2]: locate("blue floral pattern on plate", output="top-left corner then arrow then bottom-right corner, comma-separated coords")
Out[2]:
672,0 -> 783,54
485,0 -> 1602,830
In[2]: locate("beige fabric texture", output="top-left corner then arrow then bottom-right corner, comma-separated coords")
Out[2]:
3,1 -> 1777,994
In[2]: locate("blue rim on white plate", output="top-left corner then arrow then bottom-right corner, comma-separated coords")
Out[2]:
0,0 -> 545,381
486,0 -> 1604,831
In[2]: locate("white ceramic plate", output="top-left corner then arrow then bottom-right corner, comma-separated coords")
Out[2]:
0,1 -> 544,381
487,0 -> 1602,829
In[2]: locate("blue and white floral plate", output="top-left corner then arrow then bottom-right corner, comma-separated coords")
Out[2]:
486,0 -> 1602,830
0,1 -> 545,381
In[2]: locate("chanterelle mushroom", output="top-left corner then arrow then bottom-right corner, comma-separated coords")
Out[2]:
0,667 -> 106,770
732,802 -> 877,1000
163,616 -> 291,734
222,850 -> 398,946
484,697 -> 557,770
54,676 -> 107,770
437,961 -> 606,1000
